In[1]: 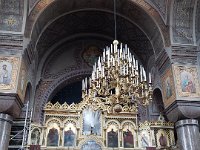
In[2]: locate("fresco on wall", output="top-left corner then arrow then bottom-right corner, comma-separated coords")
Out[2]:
107,128 -> 118,148
47,128 -> 59,146
174,65 -> 200,97
0,62 -> 12,84
180,70 -> 196,93
165,77 -> 172,99
82,45 -> 102,67
161,67 -> 176,108
0,57 -> 20,91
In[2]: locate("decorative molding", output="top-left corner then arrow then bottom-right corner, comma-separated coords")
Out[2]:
0,0 -> 24,33
172,0 -> 196,44
171,45 -> 199,65
145,0 -> 168,24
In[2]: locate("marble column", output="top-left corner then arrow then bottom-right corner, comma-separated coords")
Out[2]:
0,113 -> 13,150
175,119 -> 200,150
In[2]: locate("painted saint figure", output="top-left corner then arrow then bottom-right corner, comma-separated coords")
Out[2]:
123,129 -> 134,148
31,129 -> 40,145
64,127 -> 75,147
0,64 -> 9,84
141,134 -> 149,148
159,133 -> 167,147
165,78 -> 172,99
181,71 -> 196,93
47,128 -> 59,146
107,128 -> 118,148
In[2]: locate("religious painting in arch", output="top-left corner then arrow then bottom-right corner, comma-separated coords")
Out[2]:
107,125 -> 118,148
156,130 -> 168,148
82,107 -> 101,136
47,127 -> 59,146
140,131 -> 150,148
64,123 -> 76,147
81,140 -> 102,150
180,70 -> 196,93
122,123 -> 135,148
31,128 -> 40,145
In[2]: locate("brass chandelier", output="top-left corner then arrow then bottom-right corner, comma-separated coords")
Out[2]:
81,40 -> 152,113
81,0 -> 152,113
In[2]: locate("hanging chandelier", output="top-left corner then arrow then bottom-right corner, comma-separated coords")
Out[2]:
81,0 -> 152,113
81,40 -> 152,113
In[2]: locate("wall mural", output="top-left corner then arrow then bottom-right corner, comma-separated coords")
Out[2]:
82,45 -> 102,67
161,67 -> 176,107
173,65 -> 200,98
0,56 -> 20,91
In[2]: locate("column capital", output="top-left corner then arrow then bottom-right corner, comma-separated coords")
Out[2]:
0,113 -> 13,124
0,93 -> 23,118
176,119 -> 199,129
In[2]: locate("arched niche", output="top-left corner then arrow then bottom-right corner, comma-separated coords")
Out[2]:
19,82 -> 32,118
148,88 -> 167,121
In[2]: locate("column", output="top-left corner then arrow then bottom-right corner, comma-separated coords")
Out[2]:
0,113 -> 13,150
175,119 -> 200,150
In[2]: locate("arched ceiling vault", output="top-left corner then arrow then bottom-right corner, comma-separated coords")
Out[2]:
37,10 -> 153,67
25,0 -> 170,63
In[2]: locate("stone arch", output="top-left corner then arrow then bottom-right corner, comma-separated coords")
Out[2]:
25,0 -> 169,57
19,82 -> 33,118
24,82 -> 32,104
151,88 -> 167,121
34,69 -> 92,123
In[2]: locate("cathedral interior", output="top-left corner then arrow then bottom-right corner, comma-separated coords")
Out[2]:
0,0 -> 200,150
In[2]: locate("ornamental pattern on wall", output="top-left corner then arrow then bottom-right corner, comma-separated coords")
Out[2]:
0,0 -> 24,32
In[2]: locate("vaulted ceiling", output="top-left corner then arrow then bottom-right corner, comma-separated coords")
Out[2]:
36,11 -> 153,66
